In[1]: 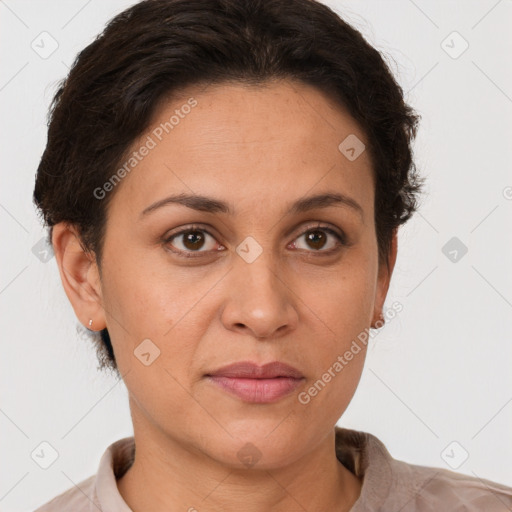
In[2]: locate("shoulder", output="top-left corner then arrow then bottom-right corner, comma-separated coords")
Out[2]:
387,457 -> 512,511
32,474 -> 97,511
335,427 -> 512,511
32,436 -> 134,512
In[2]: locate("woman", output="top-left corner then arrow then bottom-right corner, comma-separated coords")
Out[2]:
32,0 -> 512,510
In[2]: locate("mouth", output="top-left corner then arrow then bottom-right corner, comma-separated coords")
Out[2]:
205,361 -> 305,403
206,375 -> 305,403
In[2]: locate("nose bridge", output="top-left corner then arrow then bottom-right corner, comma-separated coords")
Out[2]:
235,241 -> 284,306
221,240 -> 298,337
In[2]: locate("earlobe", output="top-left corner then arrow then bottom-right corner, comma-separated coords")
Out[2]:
51,223 -> 106,331
371,228 -> 398,328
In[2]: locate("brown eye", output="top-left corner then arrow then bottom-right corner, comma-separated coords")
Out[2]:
291,227 -> 345,252
305,230 -> 328,250
165,227 -> 222,256
182,230 -> 206,251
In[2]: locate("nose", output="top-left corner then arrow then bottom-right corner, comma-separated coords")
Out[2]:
220,254 -> 299,340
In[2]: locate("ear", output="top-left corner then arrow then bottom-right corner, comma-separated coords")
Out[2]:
371,228 -> 398,328
51,222 -> 106,331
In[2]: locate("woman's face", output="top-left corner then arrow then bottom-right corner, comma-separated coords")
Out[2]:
69,79 -> 395,468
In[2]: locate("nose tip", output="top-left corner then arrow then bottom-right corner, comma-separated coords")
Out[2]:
220,260 -> 299,339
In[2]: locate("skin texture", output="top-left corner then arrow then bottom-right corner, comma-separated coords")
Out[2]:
52,79 -> 397,512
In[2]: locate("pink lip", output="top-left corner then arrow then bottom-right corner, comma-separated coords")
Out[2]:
205,361 -> 305,403
207,361 -> 304,379
208,376 -> 304,403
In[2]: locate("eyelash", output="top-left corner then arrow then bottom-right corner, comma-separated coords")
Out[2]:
163,223 -> 348,259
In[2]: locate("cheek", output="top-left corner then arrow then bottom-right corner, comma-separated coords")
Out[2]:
100,244 -> 217,335
297,279 -> 371,428
296,246 -> 377,408
310,356 -> 366,433
102,262 -> 207,423
307,250 -> 377,333
99,249 -> 222,396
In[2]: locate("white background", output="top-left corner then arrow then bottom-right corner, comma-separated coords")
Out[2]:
1,0 -> 511,510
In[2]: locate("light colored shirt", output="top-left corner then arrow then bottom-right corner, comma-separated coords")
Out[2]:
34,426 -> 512,511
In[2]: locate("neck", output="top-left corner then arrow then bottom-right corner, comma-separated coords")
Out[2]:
117,420 -> 362,512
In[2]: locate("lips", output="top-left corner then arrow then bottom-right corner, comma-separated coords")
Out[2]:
206,361 -> 304,379
205,361 -> 305,403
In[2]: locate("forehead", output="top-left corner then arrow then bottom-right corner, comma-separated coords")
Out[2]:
109,79 -> 374,219
158,79 -> 367,154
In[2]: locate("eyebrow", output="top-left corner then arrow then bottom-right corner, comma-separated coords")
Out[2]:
140,191 -> 364,220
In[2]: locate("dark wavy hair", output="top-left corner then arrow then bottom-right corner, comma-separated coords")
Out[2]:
33,0 -> 424,376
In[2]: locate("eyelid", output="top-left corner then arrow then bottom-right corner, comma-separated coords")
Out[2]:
295,221 -> 346,241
